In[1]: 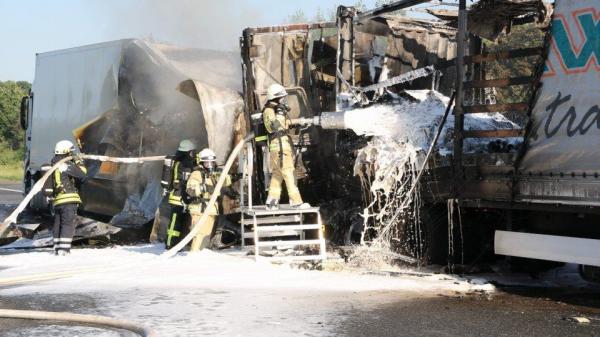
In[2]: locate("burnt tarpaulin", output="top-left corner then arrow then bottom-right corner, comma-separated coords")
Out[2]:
248,32 -> 309,94
368,17 -> 457,96
177,79 -> 243,165
74,39 -> 243,227
520,0 -> 599,175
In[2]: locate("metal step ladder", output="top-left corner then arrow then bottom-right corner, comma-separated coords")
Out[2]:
237,143 -> 326,262
240,205 -> 326,262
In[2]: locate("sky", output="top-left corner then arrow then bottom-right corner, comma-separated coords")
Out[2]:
0,0 -> 394,82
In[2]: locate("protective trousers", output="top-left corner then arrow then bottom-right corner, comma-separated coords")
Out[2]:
267,148 -> 303,205
189,214 -> 216,252
53,203 -> 78,253
165,205 -> 188,249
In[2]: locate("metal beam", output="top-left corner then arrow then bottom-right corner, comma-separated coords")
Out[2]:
464,47 -> 543,64
463,103 -> 530,114
356,0 -> 431,21
464,76 -> 534,89
453,0 -> 467,194
463,129 -> 523,138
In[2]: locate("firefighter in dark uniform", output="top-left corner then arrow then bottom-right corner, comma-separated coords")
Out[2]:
51,140 -> 87,255
163,139 -> 198,249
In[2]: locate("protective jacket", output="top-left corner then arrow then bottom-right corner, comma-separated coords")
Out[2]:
168,159 -> 195,207
186,168 -> 234,216
263,102 -> 293,152
51,155 -> 87,207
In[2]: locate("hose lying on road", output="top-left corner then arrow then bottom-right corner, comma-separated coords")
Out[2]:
0,309 -> 158,337
0,155 -> 166,238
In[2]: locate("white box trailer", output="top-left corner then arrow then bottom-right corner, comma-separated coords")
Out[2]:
21,39 -> 244,227
24,40 -> 125,175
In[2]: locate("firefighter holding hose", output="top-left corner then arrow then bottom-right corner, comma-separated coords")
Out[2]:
186,148 -> 238,251
50,140 -> 87,255
162,139 -> 198,249
263,84 -> 309,211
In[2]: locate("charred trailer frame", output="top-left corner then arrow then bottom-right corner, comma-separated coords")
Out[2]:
242,0 -> 600,277
239,2 -> 458,244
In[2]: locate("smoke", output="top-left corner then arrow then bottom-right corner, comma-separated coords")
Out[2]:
92,0 -> 265,51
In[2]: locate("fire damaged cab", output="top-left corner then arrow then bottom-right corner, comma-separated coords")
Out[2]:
21,39 -> 244,229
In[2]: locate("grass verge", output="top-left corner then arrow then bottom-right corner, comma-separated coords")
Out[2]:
0,163 -> 23,182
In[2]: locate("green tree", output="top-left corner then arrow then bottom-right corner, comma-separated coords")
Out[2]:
287,9 -> 309,23
287,1 -> 371,24
0,81 -> 29,154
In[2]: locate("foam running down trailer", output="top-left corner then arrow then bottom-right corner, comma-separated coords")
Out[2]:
240,0 -> 600,280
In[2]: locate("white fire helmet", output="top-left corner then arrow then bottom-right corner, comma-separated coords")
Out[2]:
266,84 -> 288,101
54,140 -> 75,155
199,148 -> 217,162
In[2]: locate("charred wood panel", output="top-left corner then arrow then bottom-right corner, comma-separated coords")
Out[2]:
464,76 -> 534,89
463,129 -> 523,138
463,103 -> 529,114
464,47 -> 543,64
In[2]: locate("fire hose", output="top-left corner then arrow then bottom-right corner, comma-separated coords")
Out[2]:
0,134 -> 254,335
0,309 -> 158,337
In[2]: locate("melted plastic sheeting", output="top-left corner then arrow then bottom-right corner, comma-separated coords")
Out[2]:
72,39 -> 244,227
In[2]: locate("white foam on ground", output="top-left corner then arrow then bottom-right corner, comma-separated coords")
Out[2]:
0,245 -> 494,336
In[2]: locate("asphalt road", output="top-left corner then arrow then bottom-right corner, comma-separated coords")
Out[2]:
0,181 -> 23,205
1,182 -> 600,336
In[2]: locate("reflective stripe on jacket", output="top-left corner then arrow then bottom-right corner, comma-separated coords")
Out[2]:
52,158 -> 87,207
263,104 -> 293,152
186,169 -> 232,216
168,160 -> 193,206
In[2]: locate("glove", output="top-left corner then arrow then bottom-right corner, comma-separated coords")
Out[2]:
230,173 -> 243,182
223,186 -> 240,200
73,153 -> 84,165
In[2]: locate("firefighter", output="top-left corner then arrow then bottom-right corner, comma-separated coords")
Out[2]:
51,140 -> 87,255
186,148 -> 237,251
263,83 -> 309,210
164,139 -> 198,249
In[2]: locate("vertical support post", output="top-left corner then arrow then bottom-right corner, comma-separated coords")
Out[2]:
253,214 -> 259,261
470,35 -> 483,104
239,148 -> 245,209
247,143 -> 254,209
453,0 -> 467,195
241,212 -> 246,250
318,212 -> 326,261
300,211 -> 305,241
335,5 -> 357,110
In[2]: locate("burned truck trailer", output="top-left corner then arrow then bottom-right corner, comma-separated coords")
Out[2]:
241,0 -> 600,276
21,39 -> 243,226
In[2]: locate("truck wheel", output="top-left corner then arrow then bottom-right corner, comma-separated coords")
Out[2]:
26,174 -> 50,214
